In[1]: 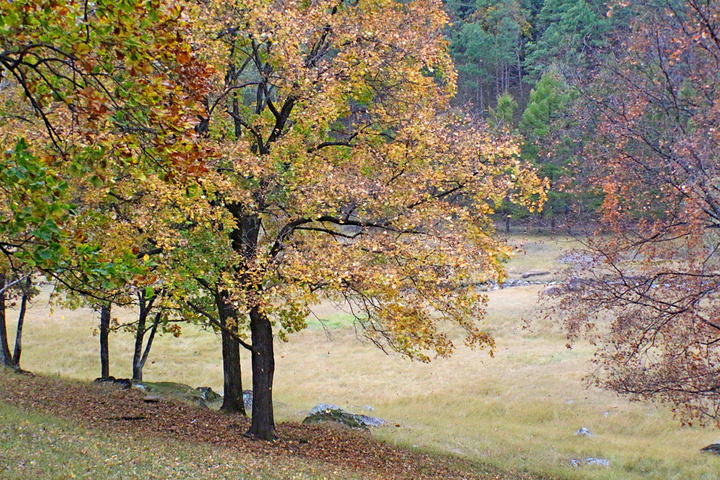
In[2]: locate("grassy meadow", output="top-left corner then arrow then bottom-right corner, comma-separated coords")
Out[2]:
5,234 -> 720,479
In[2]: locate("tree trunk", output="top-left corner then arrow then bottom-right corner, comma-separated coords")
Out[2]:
218,290 -> 246,415
12,287 -> 28,367
134,312 -> 160,382
0,273 -> 13,367
99,303 -> 111,378
132,292 -> 158,382
505,214 -> 511,233
247,305 -> 276,440
132,323 -> 146,382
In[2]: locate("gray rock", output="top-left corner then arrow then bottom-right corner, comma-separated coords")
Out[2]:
243,390 -> 253,411
304,404 -> 386,429
195,386 -> 222,403
586,457 -> 610,467
309,403 -> 341,415
355,413 -> 386,427
701,443 -> 720,454
570,457 -> 610,468
133,381 -> 215,409
522,270 -> 550,279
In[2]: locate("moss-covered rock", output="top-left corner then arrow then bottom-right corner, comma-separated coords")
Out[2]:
303,408 -> 367,429
302,404 -> 385,429
133,381 -> 222,409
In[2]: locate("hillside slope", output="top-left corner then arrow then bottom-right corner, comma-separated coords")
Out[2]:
0,369 -> 551,480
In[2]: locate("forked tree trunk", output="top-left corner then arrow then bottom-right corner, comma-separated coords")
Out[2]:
247,305 -> 276,440
99,303 -> 111,378
218,290 -> 245,415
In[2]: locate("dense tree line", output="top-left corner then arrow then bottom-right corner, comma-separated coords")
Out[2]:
444,0 -> 620,228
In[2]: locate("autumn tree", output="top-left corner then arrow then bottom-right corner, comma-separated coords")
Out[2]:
187,0 -> 545,440
549,0 -> 720,425
0,0 -> 211,376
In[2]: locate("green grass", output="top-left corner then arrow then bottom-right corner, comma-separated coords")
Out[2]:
0,402 -> 361,480
6,235 -> 720,479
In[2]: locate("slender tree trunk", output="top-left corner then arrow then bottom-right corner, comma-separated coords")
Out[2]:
99,303 -> 111,378
0,274 -> 13,367
132,299 -> 148,382
12,288 -> 28,367
135,312 -> 160,382
132,292 -> 158,382
132,325 -> 146,381
247,305 -> 276,440
218,290 -> 246,415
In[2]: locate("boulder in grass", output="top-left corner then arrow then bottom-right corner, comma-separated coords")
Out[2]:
303,404 -> 386,429
133,381 -> 222,409
570,457 -> 610,468
701,443 -> 720,454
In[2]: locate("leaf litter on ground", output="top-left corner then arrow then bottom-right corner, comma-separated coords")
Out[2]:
0,369 -> 556,480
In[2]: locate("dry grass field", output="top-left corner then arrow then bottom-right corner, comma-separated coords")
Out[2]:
6,235 -> 720,479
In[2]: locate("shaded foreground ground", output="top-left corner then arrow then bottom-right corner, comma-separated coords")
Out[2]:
0,369 -> 554,480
